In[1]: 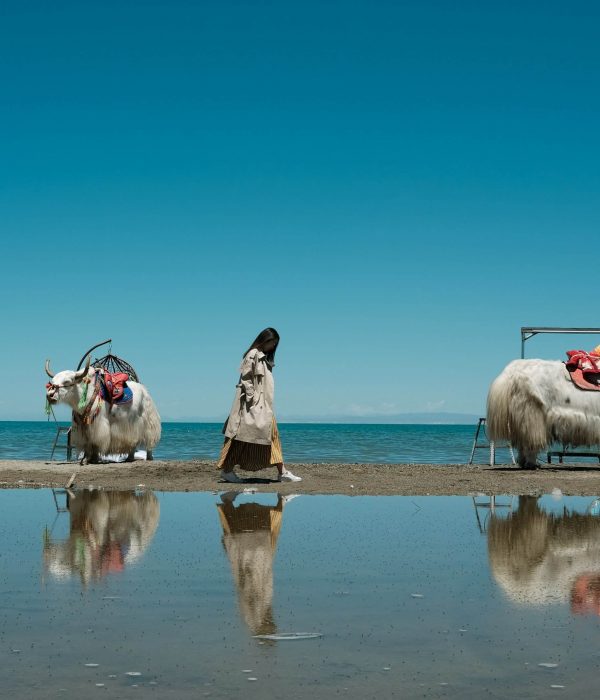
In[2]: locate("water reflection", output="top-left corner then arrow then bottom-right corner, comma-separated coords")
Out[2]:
43,490 -> 160,585
217,492 -> 296,636
487,496 -> 600,614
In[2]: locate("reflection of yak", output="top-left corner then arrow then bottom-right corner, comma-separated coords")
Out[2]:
44,490 -> 160,586
488,497 -> 600,614
217,494 -> 288,636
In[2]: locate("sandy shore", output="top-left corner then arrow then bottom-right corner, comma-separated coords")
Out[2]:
2,459 -> 600,495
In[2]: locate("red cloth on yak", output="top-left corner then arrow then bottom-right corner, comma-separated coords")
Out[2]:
564,350 -> 600,391
565,350 -> 600,375
102,371 -> 129,403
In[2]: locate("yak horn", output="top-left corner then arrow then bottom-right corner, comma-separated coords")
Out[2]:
45,359 -> 54,379
74,355 -> 91,382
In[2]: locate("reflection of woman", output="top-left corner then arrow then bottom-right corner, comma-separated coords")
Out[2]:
44,490 -> 159,586
218,328 -> 301,483
487,496 -> 600,612
217,493 -> 293,635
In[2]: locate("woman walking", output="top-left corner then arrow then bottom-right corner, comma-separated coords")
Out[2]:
218,328 -> 301,483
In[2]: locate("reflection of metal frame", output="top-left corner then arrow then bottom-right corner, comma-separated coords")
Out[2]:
51,488 -> 69,514
472,495 -> 514,533
588,499 -> 600,516
44,488 -> 70,543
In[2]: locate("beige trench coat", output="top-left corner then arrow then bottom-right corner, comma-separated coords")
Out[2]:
223,349 -> 275,445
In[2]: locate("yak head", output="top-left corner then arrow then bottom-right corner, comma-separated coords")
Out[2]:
45,356 -> 91,408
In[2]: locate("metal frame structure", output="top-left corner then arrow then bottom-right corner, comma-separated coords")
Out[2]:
521,327 -> 600,359
468,417 -> 516,466
76,338 -> 139,382
50,425 -> 73,461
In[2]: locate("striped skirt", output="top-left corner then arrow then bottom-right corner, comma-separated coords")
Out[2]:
217,419 -> 283,472
217,499 -> 284,550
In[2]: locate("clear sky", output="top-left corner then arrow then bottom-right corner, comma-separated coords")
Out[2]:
1,1 -> 599,421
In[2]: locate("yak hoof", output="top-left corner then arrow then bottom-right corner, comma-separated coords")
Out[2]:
519,461 -> 539,470
125,452 -> 136,462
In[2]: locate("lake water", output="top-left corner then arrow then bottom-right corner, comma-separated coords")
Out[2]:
0,421 -> 511,464
2,489 -> 600,698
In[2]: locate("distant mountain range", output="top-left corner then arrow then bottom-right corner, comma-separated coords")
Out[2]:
160,411 -> 482,425
2,411 -> 483,424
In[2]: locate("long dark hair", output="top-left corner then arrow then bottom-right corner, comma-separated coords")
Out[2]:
244,327 -> 280,365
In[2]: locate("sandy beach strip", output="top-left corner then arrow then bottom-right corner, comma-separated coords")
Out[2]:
2,459 -> 600,495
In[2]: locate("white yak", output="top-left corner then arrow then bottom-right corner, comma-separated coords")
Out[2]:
487,358 -> 600,467
45,356 -> 161,464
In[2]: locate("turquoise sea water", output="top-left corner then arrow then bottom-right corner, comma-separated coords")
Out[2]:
0,421 -> 501,464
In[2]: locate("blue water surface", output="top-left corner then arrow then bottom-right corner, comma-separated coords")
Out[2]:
3,489 -> 600,699
0,421 -> 503,464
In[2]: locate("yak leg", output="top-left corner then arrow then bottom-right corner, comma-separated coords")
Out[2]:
81,449 -> 101,465
517,447 -> 539,469
125,450 -> 136,462
146,449 -> 153,461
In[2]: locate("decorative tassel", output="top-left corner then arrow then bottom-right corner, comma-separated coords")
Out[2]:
78,379 -> 89,411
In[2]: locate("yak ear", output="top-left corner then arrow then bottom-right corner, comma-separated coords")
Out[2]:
74,355 -> 91,382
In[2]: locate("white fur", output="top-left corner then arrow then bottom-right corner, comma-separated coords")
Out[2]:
487,359 -> 600,466
46,367 -> 161,463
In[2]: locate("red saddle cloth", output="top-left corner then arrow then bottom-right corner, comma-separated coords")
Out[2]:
565,350 -> 600,391
102,371 -> 130,403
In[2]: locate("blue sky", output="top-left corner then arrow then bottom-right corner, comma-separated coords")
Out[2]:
1,1 -> 599,421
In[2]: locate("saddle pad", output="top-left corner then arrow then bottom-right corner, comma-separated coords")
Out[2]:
567,368 -> 600,392
100,381 -> 133,404
565,350 -> 600,391
116,386 -> 133,404
565,350 -> 600,374
101,371 -> 130,403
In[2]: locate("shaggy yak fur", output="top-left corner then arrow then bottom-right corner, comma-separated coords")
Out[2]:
487,359 -> 600,467
45,360 -> 161,464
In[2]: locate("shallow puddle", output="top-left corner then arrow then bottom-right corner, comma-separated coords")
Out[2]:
2,489 -> 600,698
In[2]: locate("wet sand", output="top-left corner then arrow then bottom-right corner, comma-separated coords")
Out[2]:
2,459 -> 600,495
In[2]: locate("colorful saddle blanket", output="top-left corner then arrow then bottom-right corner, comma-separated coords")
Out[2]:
100,371 -> 133,404
565,350 -> 600,391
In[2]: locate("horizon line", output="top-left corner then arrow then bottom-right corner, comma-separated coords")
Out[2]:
0,418 -> 481,426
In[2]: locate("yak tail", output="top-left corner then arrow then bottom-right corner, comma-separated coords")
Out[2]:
486,362 -> 548,453
142,393 -> 162,450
